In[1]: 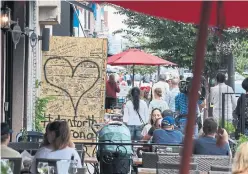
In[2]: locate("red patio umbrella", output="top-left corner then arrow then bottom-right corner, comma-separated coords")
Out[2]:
98,1 -> 248,174
105,1 -> 248,28
108,49 -> 176,86
108,49 -> 176,66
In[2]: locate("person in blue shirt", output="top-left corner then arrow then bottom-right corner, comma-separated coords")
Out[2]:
152,116 -> 184,144
175,77 -> 204,137
193,118 -> 231,156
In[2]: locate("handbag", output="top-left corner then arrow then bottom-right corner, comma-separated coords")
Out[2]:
135,110 -> 147,129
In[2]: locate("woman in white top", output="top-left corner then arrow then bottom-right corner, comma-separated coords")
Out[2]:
149,88 -> 169,115
141,108 -> 163,138
123,87 -> 149,140
30,121 -> 82,174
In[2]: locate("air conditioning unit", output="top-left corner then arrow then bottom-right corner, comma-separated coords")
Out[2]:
38,0 -> 59,8
39,1 -> 61,25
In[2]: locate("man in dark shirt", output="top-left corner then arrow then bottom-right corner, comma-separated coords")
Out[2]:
152,116 -> 184,144
235,77 -> 248,137
193,118 -> 230,156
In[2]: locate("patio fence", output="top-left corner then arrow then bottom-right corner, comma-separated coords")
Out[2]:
221,93 -> 247,135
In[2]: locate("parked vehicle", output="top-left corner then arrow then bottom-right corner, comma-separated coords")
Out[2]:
235,80 -> 245,96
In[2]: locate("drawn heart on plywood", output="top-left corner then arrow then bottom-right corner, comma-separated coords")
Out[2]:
43,56 -> 100,117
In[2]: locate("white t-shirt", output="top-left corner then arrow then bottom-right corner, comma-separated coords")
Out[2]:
141,124 -> 152,137
148,99 -> 169,115
123,99 -> 149,126
152,81 -> 170,100
125,74 -> 131,81
210,83 -> 237,122
30,147 -> 82,174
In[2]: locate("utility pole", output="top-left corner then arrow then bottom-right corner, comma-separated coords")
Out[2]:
227,53 -> 235,91
157,65 -> 160,82
121,39 -> 123,51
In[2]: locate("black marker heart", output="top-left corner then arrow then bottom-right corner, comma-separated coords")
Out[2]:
44,56 -> 101,117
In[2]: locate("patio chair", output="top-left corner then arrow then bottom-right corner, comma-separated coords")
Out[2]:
157,155 -> 183,164
142,152 -> 159,168
16,131 -> 43,143
156,162 -> 198,170
1,157 -> 22,174
8,142 -> 40,155
228,138 -> 237,155
157,169 -> 200,174
142,152 -> 181,168
157,152 -> 179,156
208,172 -> 231,174
193,155 -> 232,172
153,145 -> 183,153
75,143 -> 85,164
210,165 -> 232,172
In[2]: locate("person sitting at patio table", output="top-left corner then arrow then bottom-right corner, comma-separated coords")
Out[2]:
232,142 -> 248,174
152,116 -> 184,144
155,118 -> 163,129
1,122 -> 21,158
141,108 -> 163,140
40,123 -> 75,148
142,109 -> 174,141
193,118 -> 231,156
30,121 -> 82,174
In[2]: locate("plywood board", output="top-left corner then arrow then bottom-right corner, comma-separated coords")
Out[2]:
40,36 -> 107,141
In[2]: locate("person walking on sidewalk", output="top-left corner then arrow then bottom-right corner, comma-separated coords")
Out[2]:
105,74 -> 120,109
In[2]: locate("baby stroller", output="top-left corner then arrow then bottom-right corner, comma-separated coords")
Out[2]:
92,122 -> 133,174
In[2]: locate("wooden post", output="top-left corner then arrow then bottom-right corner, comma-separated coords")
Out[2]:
179,1 -> 212,174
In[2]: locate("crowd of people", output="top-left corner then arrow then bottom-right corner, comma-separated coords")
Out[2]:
1,120 -> 248,173
1,72 -> 248,173
106,71 -> 248,156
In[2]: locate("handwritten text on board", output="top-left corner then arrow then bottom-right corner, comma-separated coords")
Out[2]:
41,37 -> 107,141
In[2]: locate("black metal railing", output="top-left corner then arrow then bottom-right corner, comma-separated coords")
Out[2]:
221,93 -> 241,128
221,93 -> 248,136
77,142 -> 183,174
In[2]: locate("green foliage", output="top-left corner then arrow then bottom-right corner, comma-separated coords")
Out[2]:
34,96 -> 54,132
1,165 -> 8,174
218,119 -> 235,134
35,79 -> 41,88
236,134 -> 248,150
133,66 -> 157,75
1,160 -> 12,174
34,80 -> 55,132
225,122 -> 235,134
20,128 -> 28,142
114,7 -> 248,77
233,41 -> 248,74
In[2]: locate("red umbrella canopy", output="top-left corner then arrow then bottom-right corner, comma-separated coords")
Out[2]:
104,1 -> 248,28
107,49 -> 177,66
